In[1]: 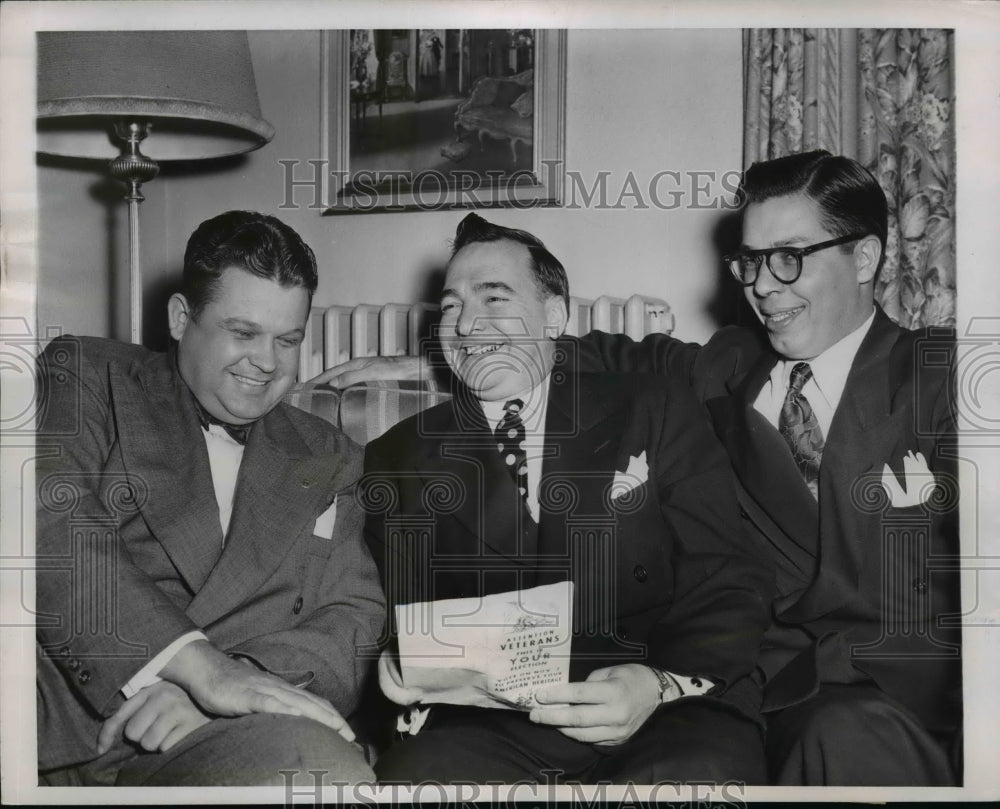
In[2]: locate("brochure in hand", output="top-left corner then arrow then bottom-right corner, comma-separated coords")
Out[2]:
395,580 -> 574,710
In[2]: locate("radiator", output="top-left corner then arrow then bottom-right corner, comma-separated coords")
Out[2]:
299,294 -> 674,381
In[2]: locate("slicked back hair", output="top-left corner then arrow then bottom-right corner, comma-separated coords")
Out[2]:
182,210 -> 318,317
738,150 -> 888,271
451,213 -> 570,310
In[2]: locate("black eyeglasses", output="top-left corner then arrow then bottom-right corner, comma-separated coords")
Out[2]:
724,233 -> 868,286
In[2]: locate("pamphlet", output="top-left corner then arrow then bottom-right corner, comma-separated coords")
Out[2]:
395,580 -> 574,710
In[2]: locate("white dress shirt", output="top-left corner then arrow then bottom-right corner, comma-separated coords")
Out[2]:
202,423 -> 247,540
753,308 -> 876,438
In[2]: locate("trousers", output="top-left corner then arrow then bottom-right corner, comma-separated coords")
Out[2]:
765,682 -> 957,785
375,699 -> 766,785
40,713 -> 374,787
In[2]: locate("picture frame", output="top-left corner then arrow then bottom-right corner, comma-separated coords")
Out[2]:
320,29 -> 566,214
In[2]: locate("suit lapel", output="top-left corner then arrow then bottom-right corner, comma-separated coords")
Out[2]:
187,404 -> 350,625
537,373 -> 629,560
780,309 -> 903,622
419,375 -> 628,564
708,353 -> 820,559
825,309 -> 901,470
110,351 -> 224,593
415,397 -> 528,561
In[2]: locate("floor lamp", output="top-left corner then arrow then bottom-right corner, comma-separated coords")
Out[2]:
36,31 -> 275,344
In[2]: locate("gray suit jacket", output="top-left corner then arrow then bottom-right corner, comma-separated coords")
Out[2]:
35,336 -> 385,773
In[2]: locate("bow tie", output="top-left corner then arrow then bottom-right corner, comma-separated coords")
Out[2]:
193,398 -> 253,445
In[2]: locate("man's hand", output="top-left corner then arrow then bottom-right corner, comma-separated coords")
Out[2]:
159,639 -> 355,741
307,356 -> 426,388
378,647 -> 425,706
97,681 -> 211,755
528,664 -> 661,745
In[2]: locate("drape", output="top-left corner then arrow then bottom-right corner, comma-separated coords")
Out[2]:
743,29 -> 955,328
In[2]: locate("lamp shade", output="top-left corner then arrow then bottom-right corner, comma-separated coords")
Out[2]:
37,30 -> 275,160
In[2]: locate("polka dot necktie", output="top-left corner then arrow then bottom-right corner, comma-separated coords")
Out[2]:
495,398 -> 529,502
779,362 -> 825,499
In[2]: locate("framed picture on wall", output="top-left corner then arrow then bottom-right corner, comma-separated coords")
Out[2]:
320,28 -> 566,213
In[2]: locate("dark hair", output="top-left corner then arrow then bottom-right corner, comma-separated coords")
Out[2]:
738,150 -> 888,270
182,210 -> 318,316
451,213 -> 570,310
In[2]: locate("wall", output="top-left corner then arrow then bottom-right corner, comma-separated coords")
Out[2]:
36,162 -> 124,340
37,29 -> 746,346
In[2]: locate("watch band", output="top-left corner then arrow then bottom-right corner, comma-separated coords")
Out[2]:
650,667 -> 680,703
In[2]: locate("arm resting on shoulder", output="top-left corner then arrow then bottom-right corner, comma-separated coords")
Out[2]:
645,380 -> 774,688
568,331 -> 700,379
308,355 -> 427,387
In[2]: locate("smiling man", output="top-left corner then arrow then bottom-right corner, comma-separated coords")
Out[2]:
35,210 -> 383,786
320,152 -> 961,786
439,236 -> 567,404
575,151 -> 961,785
362,213 -> 773,784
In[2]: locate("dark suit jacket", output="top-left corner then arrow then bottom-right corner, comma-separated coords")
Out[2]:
363,370 -> 773,718
35,336 -> 385,773
574,307 -> 961,734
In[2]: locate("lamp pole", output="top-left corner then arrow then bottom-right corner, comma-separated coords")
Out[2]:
108,122 -> 159,345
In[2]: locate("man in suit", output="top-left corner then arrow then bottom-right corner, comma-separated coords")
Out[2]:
35,210 -> 384,786
362,213 -> 773,784
319,152 -> 961,785
572,151 -> 961,785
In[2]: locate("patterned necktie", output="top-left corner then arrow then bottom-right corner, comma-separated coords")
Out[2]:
495,399 -> 529,502
779,362 -> 825,499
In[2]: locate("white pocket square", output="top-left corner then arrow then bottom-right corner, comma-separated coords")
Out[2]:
612,451 -> 648,500
312,496 -> 338,539
880,451 -> 936,507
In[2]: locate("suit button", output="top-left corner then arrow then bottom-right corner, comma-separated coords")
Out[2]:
912,579 -> 927,594
633,564 -> 648,583
293,596 -> 304,614
68,659 -> 81,671
78,670 -> 91,685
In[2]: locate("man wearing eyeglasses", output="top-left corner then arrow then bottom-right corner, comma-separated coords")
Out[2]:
575,150 -> 961,786
314,151 -> 960,786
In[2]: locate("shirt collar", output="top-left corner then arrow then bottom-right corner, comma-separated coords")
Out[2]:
191,395 -> 253,445
772,307 -> 876,403
480,375 -> 551,433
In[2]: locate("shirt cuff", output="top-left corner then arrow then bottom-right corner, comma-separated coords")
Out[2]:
669,672 -> 714,697
651,668 -> 715,703
121,631 -> 208,699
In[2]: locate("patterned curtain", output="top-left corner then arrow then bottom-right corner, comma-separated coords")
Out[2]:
743,29 -> 955,328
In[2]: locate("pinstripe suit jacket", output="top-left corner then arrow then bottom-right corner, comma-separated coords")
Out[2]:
35,336 -> 384,773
